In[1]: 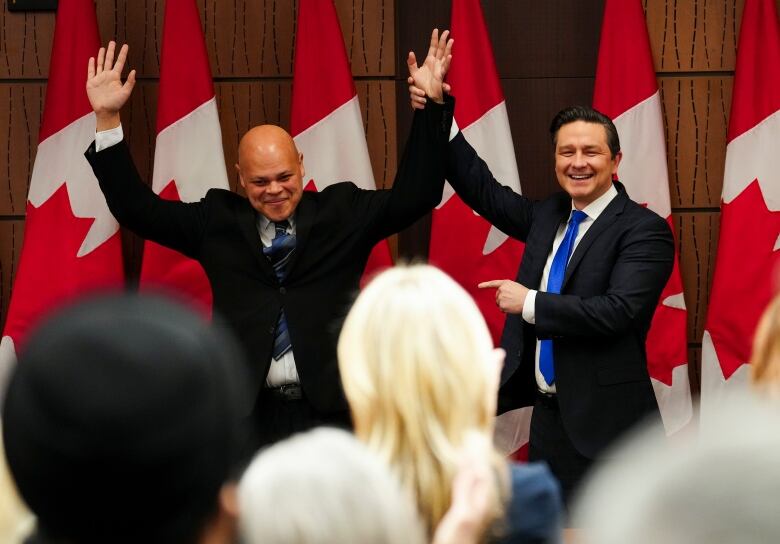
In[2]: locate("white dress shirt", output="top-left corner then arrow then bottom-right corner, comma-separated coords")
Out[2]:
522,184 -> 619,393
95,124 -> 300,387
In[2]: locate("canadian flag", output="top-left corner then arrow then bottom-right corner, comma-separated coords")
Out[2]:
593,0 -> 692,434
290,0 -> 392,282
0,0 -> 125,390
433,0 -> 528,457
701,0 -> 780,417
138,0 -> 228,315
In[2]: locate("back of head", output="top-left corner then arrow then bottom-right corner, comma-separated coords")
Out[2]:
2,294 -> 251,544
238,428 -> 425,544
338,264 -> 503,533
573,393 -> 780,544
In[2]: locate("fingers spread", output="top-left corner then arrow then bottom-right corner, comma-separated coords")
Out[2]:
427,28 -> 439,57
87,57 -> 95,80
406,51 -> 418,75
96,47 -> 106,74
104,41 -> 116,72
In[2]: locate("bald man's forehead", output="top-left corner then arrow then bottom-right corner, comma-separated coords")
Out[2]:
239,126 -> 299,164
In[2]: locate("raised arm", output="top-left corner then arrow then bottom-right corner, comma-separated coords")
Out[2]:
407,28 -> 453,109
86,41 -> 136,131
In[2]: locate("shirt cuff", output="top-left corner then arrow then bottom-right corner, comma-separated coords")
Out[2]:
522,289 -> 537,324
95,124 -> 124,152
449,118 -> 459,142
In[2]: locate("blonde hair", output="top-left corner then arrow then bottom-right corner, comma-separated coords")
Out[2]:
751,294 -> 780,396
338,264 -> 507,538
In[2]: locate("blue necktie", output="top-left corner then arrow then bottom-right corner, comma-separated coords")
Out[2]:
263,221 -> 296,360
539,210 -> 588,385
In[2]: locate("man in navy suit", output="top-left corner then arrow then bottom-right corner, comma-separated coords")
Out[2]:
408,58 -> 674,504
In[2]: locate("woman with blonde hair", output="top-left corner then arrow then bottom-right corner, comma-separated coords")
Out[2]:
338,264 -> 562,543
750,294 -> 780,396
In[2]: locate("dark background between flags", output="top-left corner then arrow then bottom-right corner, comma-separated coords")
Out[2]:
0,0 -> 774,395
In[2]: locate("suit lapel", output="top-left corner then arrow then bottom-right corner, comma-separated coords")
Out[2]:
237,202 -> 277,278
286,193 -> 315,276
527,195 -> 570,287
562,187 -> 628,287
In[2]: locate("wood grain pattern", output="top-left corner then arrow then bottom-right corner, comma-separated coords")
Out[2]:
0,83 -> 44,215
645,0 -> 743,72
0,221 -> 24,332
660,76 -> 731,209
336,0 -> 394,76
675,211 -> 720,343
0,8 -> 54,78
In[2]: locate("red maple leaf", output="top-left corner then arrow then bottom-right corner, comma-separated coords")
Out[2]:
430,195 -> 524,345
707,180 -> 780,379
139,180 -> 213,317
4,183 -> 124,350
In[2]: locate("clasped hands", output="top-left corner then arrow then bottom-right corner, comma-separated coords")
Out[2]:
407,29 -> 453,108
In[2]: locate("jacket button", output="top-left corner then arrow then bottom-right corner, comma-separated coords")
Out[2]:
279,287 -> 286,295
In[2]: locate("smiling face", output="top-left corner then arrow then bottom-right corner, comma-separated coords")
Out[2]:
554,120 -> 622,210
236,125 -> 305,222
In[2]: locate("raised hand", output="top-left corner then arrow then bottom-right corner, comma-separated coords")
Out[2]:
407,28 -> 453,109
86,41 -> 136,131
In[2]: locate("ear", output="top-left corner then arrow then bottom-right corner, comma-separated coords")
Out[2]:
219,483 -> 239,519
298,152 -> 305,180
611,151 -> 623,176
235,163 -> 246,190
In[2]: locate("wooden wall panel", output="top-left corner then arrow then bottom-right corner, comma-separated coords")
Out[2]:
337,0 -> 394,75
660,76 -> 731,208
675,211 -> 719,343
357,81 -> 397,189
645,0 -> 743,71
0,83 -> 44,215
0,9 -> 54,78
0,221 -> 24,328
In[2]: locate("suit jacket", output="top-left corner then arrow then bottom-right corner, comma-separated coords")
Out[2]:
446,132 -> 674,458
85,98 -> 454,415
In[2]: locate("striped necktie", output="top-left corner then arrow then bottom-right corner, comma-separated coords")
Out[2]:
263,220 -> 296,359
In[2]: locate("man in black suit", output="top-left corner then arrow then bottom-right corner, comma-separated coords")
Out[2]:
84,38 -> 453,446
408,61 -> 674,503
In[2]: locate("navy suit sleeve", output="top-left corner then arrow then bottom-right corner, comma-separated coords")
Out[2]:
534,212 -> 674,338
445,132 -> 535,242
85,140 -> 208,259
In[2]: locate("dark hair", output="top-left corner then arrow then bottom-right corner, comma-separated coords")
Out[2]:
549,105 -> 621,158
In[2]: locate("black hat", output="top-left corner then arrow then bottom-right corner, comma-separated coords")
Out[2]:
3,294 -> 251,544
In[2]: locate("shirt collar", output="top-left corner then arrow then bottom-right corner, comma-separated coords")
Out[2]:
573,183 -> 618,221
257,213 -> 296,234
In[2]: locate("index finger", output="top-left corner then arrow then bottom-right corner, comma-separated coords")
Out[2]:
477,280 -> 505,289
427,28 -> 440,58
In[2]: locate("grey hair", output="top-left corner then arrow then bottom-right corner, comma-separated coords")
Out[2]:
238,428 -> 425,544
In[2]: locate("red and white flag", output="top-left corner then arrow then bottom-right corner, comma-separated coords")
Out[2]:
0,0 -> 125,389
435,0 -> 528,457
290,0 -> 392,284
701,0 -> 780,417
593,0 -> 691,434
138,0 -> 227,315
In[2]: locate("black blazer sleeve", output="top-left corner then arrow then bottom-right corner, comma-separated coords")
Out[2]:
85,140 -> 208,259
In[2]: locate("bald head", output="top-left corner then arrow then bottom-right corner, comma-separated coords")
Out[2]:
236,125 -> 305,222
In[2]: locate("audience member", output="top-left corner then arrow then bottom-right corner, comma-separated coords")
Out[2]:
2,294 -> 251,544
338,264 -> 562,543
0,426 -> 33,544
238,428 -> 426,544
572,393 -> 780,544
